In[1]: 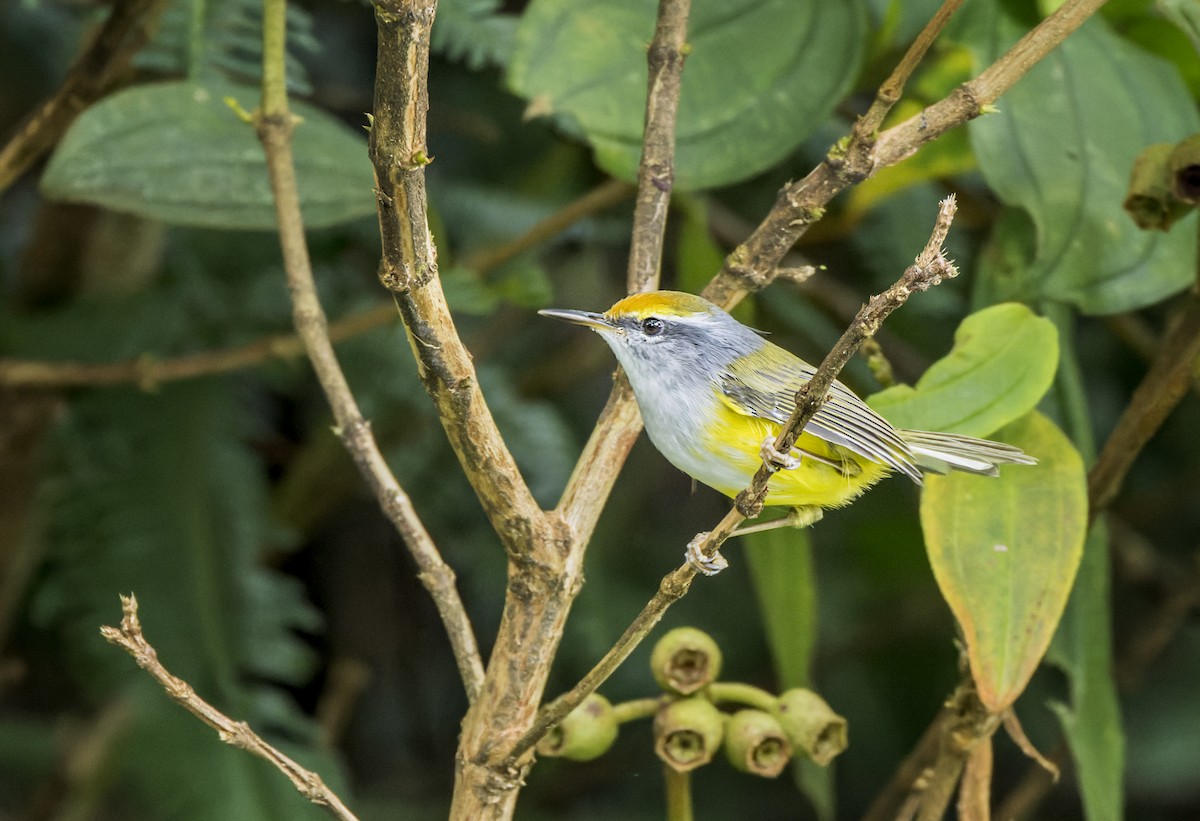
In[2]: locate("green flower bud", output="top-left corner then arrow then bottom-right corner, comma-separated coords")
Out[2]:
537,694 -> 619,761
650,627 -> 722,695
724,709 -> 793,778
775,688 -> 848,766
654,696 -> 724,772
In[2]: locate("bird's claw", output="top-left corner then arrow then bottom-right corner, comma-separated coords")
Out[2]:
685,532 -> 729,576
760,437 -> 802,471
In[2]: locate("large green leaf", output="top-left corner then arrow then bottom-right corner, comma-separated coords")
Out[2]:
41,81 -> 375,230
507,0 -> 865,191
920,411 -> 1087,712
961,9 -> 1199,314
868,303 -> 1058,437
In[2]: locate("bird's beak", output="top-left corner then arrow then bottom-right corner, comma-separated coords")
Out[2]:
538,308 -> 613,332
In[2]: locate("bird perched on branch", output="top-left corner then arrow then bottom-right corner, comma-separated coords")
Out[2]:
541,290 -> 1035,573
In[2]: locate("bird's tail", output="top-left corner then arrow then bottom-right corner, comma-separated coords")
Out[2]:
899,429 -> 1036,478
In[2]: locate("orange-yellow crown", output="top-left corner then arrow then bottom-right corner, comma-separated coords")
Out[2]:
604,290 -> 715,321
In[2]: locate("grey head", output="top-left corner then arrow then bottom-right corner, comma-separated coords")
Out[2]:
537,290 -> 765,387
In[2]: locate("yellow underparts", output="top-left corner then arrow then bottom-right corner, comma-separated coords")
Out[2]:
702,400 -> 892,509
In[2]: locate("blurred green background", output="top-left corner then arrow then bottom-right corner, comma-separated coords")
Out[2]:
1,0 -> 1199,818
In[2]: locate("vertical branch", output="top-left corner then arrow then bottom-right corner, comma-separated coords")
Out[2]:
255,0 -> 483,699
370,1 -> 545,553
369,5 -> 585,819
627,0 -> 693,293
557,0 -> 693,545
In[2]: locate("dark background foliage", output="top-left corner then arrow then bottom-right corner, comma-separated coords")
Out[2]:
0,0 -> 1198,819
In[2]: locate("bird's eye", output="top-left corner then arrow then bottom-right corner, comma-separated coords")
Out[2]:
641,317 -> 665,336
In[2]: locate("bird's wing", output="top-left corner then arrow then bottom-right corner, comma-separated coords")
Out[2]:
719,343 -> 922,482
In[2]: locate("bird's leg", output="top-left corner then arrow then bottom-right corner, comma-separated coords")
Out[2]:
731,505 -> 824,537
686,507 -> 824,575
760,436 -> 803,470
685,532 -> 729,576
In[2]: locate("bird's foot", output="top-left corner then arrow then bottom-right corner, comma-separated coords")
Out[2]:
685,532 -> 729,576
760,436 -> 802,471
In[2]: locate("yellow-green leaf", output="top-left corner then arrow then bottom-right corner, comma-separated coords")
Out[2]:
869,303 -> 1058,437
920,411 -> 1086,712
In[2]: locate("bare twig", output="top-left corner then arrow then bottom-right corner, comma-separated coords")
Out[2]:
100,595 -> 358,821
255,0 -> 483,700
702,0 -> 1105,309
851,0 -> 965,140
511,198 -> 960,762
627,0 -> 692,293
0,177 -> 630,390
0,0 -> 168,193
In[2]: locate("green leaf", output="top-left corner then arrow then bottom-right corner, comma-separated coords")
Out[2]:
41,80 -> 375,230
507,0 -> 866,190
920,411 -> 1087,712
868,303 -> 1058,437
745,528 -> 817,689
745,528 -> 833,821
962,10 -> 1200,314
1042,308 -> 1123,821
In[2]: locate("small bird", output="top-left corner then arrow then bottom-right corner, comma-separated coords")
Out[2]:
540,290 -> 1035,574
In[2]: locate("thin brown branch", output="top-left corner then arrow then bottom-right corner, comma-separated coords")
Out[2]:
370,4 -> 587,818
1088,292 -> 1200,517
256,0 -> 484,702
0,307 -> 390,389
703,0 -> 1105,309
0,0 -> 168,193
853,0 -> 965,139
556,0 -> 693,545
371,2 -> 546,553
627,0 -> 692,293
0,177 -> 629,390
511,198 -> 960,764
465,178 -> 634,275
100,595 -> 358,821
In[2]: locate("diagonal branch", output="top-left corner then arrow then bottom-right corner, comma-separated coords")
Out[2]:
0,0 -> 168,193
851,0 -> 965,142
255,0 -> 483,700
370,1 -> 546,556
556,0 -> 691,542
101,595 -> 358,821
510,198 -> 960,763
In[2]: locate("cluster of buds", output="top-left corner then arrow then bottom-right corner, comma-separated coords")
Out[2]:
538,627 -> 848,778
